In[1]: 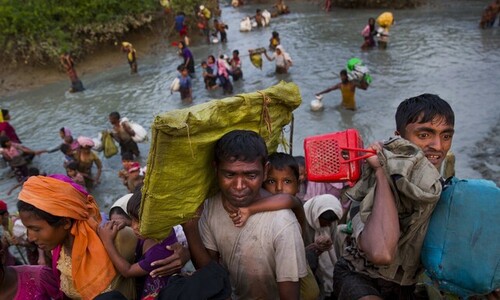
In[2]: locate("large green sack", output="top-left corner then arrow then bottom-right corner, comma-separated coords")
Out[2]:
141,81 -> 302,239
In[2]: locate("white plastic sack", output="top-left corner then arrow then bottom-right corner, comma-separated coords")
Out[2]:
310,95 -> 324,111
170,77 -> 180,93
121,117 -> 148,143
92,132 -> 103,152
262,10 -> 271,26
240,17 -> 252,32
347,65 -> 369,82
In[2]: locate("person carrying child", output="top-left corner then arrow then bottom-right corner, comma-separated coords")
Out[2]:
182,131 -> 307,299
201,57 -> 218,89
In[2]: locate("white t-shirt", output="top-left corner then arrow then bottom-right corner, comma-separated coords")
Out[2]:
199,193 -> 307,299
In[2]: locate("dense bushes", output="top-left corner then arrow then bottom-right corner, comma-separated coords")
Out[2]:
0,0 -> 160,65
0,0 -> 221,66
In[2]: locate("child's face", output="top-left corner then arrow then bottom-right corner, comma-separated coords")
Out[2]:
181,69 -> 189,77
110,212 -> 132,227
66,169 -> 77,178
122,160 -> 133,169
263,166 -> 299,195
201,63 -> 207,69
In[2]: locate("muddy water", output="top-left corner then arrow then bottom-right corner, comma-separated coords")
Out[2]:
1,0 -> 499,211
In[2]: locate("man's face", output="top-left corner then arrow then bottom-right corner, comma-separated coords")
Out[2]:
109,116 -> 118,125
217,159 -> 267,207
399,115 -> 454,169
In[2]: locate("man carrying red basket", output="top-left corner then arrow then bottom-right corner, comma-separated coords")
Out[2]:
332,94 -> 455,299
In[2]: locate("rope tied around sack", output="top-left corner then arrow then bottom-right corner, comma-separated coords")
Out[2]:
258,91 -> 272,137
183,122 -> 195,159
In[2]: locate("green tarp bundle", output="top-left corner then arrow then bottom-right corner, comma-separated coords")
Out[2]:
140,81 -> 302,240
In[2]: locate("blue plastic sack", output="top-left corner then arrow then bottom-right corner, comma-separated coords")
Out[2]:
421,177 -> 500,297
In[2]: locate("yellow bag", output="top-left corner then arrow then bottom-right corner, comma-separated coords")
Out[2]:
140,81 -> 302,239
377,12 -> 394,28
102,131 -> 118,158
202,8 -> 211,19
250,53 -> 263,69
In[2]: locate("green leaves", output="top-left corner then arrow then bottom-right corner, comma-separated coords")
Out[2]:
0,0 -> 160,65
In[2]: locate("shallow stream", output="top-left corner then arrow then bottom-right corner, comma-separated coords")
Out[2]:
1,0 -> 499,211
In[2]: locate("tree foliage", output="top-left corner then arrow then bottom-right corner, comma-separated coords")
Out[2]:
0,0 -> 160,65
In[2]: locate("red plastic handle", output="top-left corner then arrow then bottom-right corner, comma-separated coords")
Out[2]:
340,147 -> 377,154
340,147 -> 376,163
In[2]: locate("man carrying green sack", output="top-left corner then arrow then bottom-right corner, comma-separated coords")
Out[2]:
139,81 -> 301,241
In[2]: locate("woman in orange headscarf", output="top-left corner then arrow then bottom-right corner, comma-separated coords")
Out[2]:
17,175 -> 136,299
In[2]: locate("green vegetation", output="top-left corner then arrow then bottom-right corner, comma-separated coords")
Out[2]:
0,0 -> 161,65
0,0 -> 220,66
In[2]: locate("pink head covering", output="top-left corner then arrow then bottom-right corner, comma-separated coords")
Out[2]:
77,136 -> 95,148
128,162 -> 141,173
63,127 -> 72,137
49,174 -> 88,196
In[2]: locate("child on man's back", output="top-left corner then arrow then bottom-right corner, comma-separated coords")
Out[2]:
229,152 -> 319,300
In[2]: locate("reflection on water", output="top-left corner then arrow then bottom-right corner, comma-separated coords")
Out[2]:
1,0 -> 499,210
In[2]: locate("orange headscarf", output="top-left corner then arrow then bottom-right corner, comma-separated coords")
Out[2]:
18,176 -> 116,300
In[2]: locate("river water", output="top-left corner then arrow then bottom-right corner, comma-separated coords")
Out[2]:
1,0 -> 499,211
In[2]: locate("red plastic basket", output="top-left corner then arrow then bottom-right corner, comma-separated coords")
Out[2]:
304,129 -> 376,186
